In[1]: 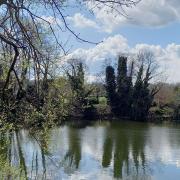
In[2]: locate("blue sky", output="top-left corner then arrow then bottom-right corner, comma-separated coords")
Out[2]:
42,0 -> 180,83
116,23 -> 180,47
67,21 -> 180,49
64,0 -> 180,46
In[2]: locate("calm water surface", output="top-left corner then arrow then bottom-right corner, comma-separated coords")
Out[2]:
1,121 -> 180,179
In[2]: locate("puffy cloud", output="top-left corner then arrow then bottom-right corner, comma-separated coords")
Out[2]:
67,34 -> 129,61
66,35 -> 129,72
87,0 -> 180,32
67,13 -> 99,29
67,34 -> 180,83
65,1 -> 180,33
34,1 -> 180,36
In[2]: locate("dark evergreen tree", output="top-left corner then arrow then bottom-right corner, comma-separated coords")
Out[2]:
117,57 -> 132,116
105,66 -> 118,114
131,64 -> 154,121
126,61 -> 134,115
117,57 -> 128,94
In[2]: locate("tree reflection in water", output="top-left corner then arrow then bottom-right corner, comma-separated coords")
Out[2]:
0,121 -> 178,179
62,127 -> 81,174
0,130 -> 27,179
102,122 -> 151,179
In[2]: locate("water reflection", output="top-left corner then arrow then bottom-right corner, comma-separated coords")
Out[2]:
101,122 -> 148,179
1,121 -> 180,179
63,128 -> 81,173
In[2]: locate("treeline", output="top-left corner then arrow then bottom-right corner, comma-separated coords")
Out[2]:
1,47 -> 178,127
0,57 -> 100,127
152,83 -> 180,119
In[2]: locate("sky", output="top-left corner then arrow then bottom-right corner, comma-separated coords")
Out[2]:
43,0 -> 180,83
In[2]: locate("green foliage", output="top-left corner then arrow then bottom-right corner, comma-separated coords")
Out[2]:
99,97 -> 107,105
0,132 -> 26,179
0,161 -> 26,180
67,62 -> 93,117
95,104 -> 111,117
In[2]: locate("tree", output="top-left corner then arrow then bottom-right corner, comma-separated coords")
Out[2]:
67,60 -> 92,117
131,51 -> 159,120
105,65 -> 118,114
117,56 -> 133,116
131,64 -> 145,120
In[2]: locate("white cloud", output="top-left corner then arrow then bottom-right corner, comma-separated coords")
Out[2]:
67,34 -> 180,83
66,35 -> 129,72
67,34 -> 129,61
65,1 -> 180,33
67,13 -> 99,29
86,0 -> 180,32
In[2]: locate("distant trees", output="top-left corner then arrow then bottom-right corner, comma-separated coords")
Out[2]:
105,51 -> 159,120
153,83 -> 180,119
67,60 -> 92,117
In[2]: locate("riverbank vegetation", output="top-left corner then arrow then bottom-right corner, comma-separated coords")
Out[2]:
1,47 -> 180,128
0,0 -> 179,130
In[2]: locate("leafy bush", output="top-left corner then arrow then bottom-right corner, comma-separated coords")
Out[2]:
99,97 -> 107,105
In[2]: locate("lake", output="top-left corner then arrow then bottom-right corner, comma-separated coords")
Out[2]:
1,120 -> 180,179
